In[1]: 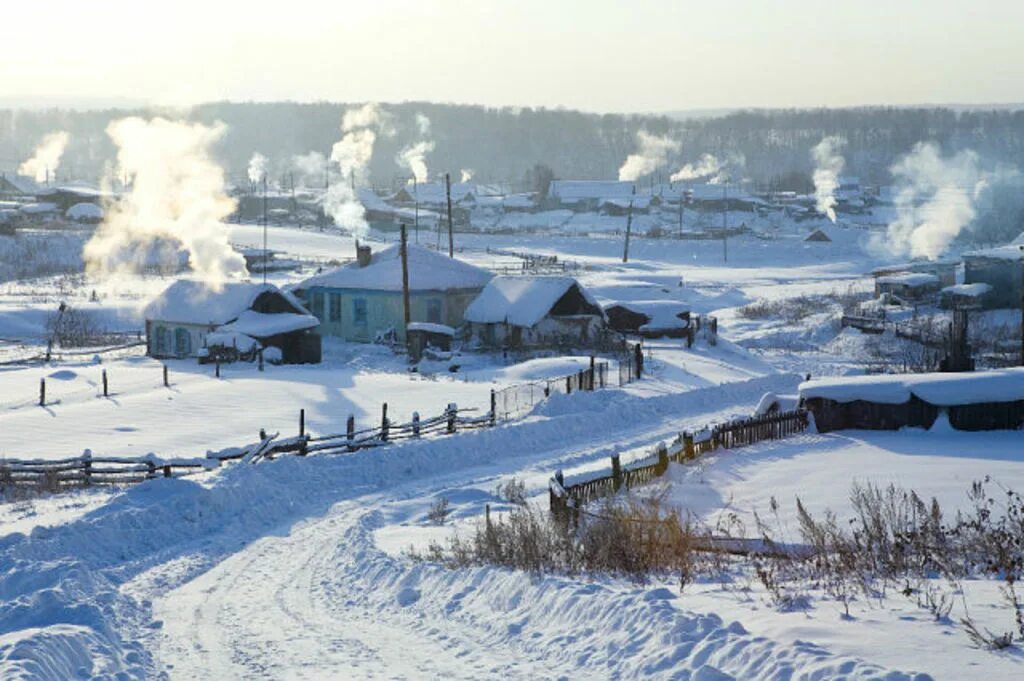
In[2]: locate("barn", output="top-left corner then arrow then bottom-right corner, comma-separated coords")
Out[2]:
144,280 -> 321,363
873,273 -> 941,302
298,242 -> 492,343
464,276 -> 607,350
800,369 -> 1024,432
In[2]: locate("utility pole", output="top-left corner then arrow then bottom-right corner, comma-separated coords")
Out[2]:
445,172 -> 454,258
413,176 -> 419,243
677,189 -> 684,238
722,181 -> 728,263
622,200 -> 633,263
262,174 -> 268,284
1019,245 -> 1024,366
400,224 -> 411,333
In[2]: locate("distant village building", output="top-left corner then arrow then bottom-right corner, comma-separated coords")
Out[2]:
963,241 -> 1023,309
391,182 -> 476,206
464,275 -> 606,349
873,273 -> 941,302
0,174 -> 38,201
546,181 -> 635,211
65,202 -> 104,223
144,280 -> 321,363
804,228 -> 832,242
299,243 -> 492,343
939,283 -> 992,310
871,260 -> 958,289
604,301 -> 690,338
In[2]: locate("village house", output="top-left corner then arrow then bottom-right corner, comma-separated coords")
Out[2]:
144,280 -> 321,363
464,275 -> 607,350
604,300 -> 690,339
963,241 -> 1023,309
298,242 -> 492,343
871,259 -> 959,289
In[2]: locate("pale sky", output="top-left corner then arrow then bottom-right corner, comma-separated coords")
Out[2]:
3,0 -> 1023,112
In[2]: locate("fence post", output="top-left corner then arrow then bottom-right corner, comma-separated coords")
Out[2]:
259,428 -> 266,441
39,378 -> 45,406
566,375 -> 572,395
412,411 -> 421,437
102,369 -> 108,397
447,403 -> 457,434
163,364 -> 169,387
657,443 -> 669,475
611,454 -> 622,492
347,415 -> 355,451
634,343 -> 644,379
215,361 -> 220,378
490,389 -> 497,426
683,432 -> 695,460
298,408 -> 307,455
163,464 -> 172,478
146,460 -> 156,478
258,348 -> 264,372
380,403 -> 389,441
82,449 -> 92,487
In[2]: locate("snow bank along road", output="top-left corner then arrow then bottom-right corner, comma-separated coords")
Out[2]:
0,374 -> 931,679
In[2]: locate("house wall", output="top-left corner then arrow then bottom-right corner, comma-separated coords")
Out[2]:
805,396 -> 1024,432
964,256 -> 1022,309
305,287 -> 481,342
146,320 -> 213,359
469,314 -> 605,349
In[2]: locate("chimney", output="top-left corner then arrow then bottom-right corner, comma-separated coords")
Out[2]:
356,242 -> 372,268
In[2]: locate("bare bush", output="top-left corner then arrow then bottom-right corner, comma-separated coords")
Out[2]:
494,477 -> 528,506
426,497 -> 452,525
45,305 -> 104,347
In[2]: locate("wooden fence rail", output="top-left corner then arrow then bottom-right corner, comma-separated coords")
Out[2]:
550,409 -> 810,518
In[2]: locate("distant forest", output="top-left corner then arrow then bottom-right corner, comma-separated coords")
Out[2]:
3,102 -> 1024,192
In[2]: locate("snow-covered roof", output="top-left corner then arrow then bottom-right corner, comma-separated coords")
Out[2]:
548,181 -> 636,201
19,202 -> 58,214
144,280 -> 308,326
800,368 -> 1024,406
600,196 -> 651,210
965,244 -> 1024,261
0,174 -> 39,194
66,202 -> 104,220
688,183 -> 754,202
605,300 -> 690,330
206,330 -> 259,352
941,283 -> 991,297
392,182 -> 475,204
406,322 -> 455,336
876,273 -> 939,287
301,243 -> 493,293
220,310 -> 318,337
464,275 -> 602,327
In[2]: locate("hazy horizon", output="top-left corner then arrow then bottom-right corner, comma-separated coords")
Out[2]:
3,1 -> 1023,113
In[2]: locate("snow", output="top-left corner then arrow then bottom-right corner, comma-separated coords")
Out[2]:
205,330 -> 258,352
142,279 -> 307,326
875,272 -> 939,286
607,300 -> 690,331
300,243 -> 493,292
65,202 -> 104,221
406,321 -> 454,336
18,202 -> 58,214
799,367 -> 1024,405
463,275 -> 601,327
219,309 -> 318,337
941,282 -> 991,297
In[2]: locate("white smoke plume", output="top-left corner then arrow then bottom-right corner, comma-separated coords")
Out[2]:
670,153 -> 722,183
872,142 -> 991,260
812,136 -> 845,222
247,152 -> 268,185
460,168 -> 474,183
323,103 -> 391,236
83,117 -> 245,288
19,131 -> 70,183
618,131 -> 680,182
396,113 -> 434,184
291,151 -> 327,187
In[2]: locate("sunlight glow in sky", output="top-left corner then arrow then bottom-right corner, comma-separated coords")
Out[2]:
2,0 -> 1022,112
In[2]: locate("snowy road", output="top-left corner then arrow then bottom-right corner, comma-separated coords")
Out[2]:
143,373 -> 928,680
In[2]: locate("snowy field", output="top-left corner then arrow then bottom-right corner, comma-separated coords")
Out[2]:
1,223 -> 1021,679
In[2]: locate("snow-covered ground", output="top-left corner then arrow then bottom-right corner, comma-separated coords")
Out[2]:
1,222 -> 1020,679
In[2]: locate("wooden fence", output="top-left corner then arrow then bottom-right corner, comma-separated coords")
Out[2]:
549,409 -> 810,517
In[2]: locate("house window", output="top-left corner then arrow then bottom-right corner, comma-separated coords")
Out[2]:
309,291 -> 324,320
353,298 -> 368,326
154,326 -> 169,354
174,328 -> 191,356
329,293 -> 342,322
426,298 -> 442,324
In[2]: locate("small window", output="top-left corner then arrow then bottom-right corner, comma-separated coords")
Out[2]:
174,328 -> 191,356
154,326 -> 169,354
309,291 -> 324,319
426,298 -> 442,324
353,298 -> 367,326
329,293 -> 342,322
